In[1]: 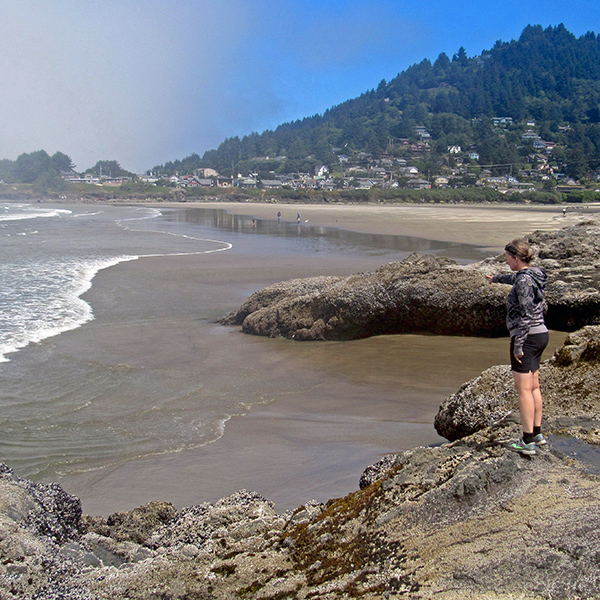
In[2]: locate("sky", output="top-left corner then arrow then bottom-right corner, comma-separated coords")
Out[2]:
1,0 -> 599,173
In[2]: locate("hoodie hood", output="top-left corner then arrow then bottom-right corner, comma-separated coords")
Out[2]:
519,266 -> 547,300
522,266 -> 547,287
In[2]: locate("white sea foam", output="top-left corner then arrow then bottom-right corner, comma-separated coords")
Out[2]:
71,211 -> 104,218
0,204 -> 234,363
138,237 -> 233,257
0,255 -> 138,363
117,207 -> 162,222
117,209 -> 233,256
0,206 -> 72,222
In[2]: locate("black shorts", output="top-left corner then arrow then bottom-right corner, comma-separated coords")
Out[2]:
510,332 -> 549,373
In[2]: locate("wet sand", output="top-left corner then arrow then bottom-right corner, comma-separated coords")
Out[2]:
179,201 -> 589,249
57,202 -> 574,515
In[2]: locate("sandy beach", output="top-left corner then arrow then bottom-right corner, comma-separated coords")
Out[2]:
180,200 -> 589,249
50,202 -> 575,515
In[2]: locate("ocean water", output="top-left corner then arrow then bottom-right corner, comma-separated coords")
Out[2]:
0,203 -> 242,479
0,203 -> 234,363
0,202 -> 491,492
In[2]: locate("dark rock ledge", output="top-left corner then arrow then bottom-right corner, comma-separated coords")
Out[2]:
1,327 -> 600,599
220,220 -> 600,340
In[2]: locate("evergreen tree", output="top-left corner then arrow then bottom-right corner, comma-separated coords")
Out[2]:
86,160 -> 133,178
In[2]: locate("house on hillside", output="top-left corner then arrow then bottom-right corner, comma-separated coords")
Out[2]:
195,168 -> 219,178
484,176 -> 518,189
138,174 -> 160,184
102,177 -> 130,187
319,179 -> 336,191
214,177 -> 234,188
193,179 -> 213,188
416,125 -> 430,138
64,174 -> 101,184
521,130 -> 541,142
410,142 -> 431,156
355,179 -> 376,189
398,166 -> 419,177
370,167 -> 388,178
238,177 -> 257,189
407,178 -> 431,190
510,182 -> 536,191
259,180 -> 282,189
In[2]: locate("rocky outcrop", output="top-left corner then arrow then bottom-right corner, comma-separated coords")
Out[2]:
221,220 -> 600,340
2,325 -> 600,598
1,323 -> 600,598
531,220 -> 600,330
2,424 -> 600,599
435,324 -> 600,441
0,464 -> 87,599
1,325 -> 599,598
0,463 -> 82,544
221,254 -> 509,340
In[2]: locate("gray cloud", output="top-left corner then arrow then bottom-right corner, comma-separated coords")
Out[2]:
0,1 -> 249,172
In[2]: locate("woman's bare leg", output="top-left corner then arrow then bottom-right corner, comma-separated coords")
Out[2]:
531,370 -> 543,428
512,371 -> 536,433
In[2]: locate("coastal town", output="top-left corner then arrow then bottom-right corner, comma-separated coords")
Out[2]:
62,117 -> 584,196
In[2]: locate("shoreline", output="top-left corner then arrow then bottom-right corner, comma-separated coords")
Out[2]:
148,200 -> 587,250
30,202 -> 577,515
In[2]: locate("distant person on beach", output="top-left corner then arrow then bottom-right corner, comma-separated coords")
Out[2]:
277,211 -> 281,222
297,212 -> 301,224
487,238 -> 549,455
563,207 -> 567,216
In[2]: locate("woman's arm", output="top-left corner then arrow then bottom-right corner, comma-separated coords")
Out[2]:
490,273 -> 516,285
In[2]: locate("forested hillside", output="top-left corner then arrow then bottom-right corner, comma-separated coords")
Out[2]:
154,24 -> 600,182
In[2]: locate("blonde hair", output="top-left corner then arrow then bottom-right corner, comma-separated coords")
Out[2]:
505,238 -> 535,263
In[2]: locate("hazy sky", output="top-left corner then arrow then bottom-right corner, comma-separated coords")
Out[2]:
0,0 -> 599,173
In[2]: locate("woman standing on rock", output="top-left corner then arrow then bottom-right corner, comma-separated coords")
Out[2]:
487,238 -> 549,455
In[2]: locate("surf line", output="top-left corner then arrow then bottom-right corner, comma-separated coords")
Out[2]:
136,233 -> 233,258
116,215 -> 233,256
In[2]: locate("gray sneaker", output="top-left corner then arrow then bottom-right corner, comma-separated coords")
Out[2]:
510,438 -> 536,455
532,433 -> 547,446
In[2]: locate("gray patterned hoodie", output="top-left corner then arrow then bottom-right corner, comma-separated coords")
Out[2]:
492,267 -> 548,355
